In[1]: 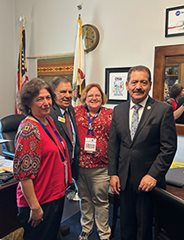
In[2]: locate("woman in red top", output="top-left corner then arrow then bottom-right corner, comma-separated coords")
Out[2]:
166,83 -> 184,120
75,83 -> 112,240
13,78 -> 72,240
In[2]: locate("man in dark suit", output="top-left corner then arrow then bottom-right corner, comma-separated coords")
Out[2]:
49,76 -> 80,180
49,77 -> 80,237
108,65 -> 177,240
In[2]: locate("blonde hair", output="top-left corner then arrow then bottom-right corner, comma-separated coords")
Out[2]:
80,83 -> 107,105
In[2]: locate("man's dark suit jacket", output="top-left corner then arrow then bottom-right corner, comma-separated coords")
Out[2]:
108,96 -> 177,190
50,104 -> 80,180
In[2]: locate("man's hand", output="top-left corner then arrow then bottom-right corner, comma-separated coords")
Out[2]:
138,174 -> 157,192
110,175 -> 121,194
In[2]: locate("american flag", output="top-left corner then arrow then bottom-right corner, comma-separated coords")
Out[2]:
16,24 -> 28,113
17,25 -> 28,92
72,15 -> 85,105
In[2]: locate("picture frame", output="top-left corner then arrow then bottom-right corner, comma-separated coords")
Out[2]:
165,5 -> 184,37
105,67 -> 130,104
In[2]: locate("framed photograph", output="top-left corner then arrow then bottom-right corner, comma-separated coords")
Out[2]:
105,67 -> 130,104
165,5 -> 184,37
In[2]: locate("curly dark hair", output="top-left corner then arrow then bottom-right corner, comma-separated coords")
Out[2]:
19,78 -> 54,115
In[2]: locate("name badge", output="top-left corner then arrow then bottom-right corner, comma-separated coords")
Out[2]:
84,137 -> 96,153
58,116 -> 65,123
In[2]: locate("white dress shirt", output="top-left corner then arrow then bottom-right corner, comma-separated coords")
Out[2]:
129,96 -> 149,130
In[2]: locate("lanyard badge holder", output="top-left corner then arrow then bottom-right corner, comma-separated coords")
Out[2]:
31,115 -> 69,185
63,160 -> 68,185
84,111 -> 99,153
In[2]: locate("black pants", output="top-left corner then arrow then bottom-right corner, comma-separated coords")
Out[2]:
120,182 -> 153,240
18,197 -> 65,240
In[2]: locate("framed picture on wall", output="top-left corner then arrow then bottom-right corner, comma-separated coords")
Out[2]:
165,5 -> 184,37
105,67 -> 130,104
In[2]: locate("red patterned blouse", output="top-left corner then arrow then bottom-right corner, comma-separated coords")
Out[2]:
75,105 -> 113,168
13,117 -> 72,207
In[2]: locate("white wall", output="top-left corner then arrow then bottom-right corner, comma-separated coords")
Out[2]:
14,0 -> 184,90
1,0 -> 184,160
0,0 -> 16,117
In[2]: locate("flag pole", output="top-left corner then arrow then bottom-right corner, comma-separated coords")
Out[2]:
72,6 -> 86,106
16,16 -> 28,113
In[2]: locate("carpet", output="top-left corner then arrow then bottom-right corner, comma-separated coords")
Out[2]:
0,199 -> 120,240
61,204 -> 121,240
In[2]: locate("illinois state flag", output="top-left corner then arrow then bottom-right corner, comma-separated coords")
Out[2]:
72,15 -> 85,105
16,24 -> 28,112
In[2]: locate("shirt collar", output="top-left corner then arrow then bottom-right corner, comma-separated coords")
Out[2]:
59,107 -> 67,116
130,96 -> 149,109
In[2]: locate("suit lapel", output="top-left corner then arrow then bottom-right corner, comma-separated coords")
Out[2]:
68,107 -> 76,131
133,97 -> 154,140
121,102 -> 132,143
53,104 -> 72,143
68,106 -> 79,138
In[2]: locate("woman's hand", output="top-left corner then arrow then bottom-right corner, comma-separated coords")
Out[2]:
20,179 -> 44,227
28,206 -> 44,227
